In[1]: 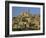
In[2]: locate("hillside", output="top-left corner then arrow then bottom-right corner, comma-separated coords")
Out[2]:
12,12 -> 40,31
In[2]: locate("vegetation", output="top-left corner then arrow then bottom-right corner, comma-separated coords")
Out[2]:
12,12 -> 40,31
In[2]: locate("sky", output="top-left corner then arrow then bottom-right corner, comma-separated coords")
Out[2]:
12,7 -> 40,17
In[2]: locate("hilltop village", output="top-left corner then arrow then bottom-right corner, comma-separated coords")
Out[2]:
12,12 -> 40,31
